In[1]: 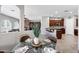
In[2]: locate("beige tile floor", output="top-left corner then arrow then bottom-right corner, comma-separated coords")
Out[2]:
56,34 -> 78,53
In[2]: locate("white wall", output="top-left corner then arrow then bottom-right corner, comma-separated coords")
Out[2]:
0,32 -> 19,52
41,16 -> 49,34
65,16 -> 74,35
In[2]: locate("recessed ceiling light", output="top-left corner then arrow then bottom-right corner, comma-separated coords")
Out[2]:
70,11 -> 72,14
55,11 -> 58,14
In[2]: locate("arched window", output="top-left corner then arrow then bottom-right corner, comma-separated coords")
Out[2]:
0,20 -> 12,33
13,21 -> 19,29
0,5 -> 20,33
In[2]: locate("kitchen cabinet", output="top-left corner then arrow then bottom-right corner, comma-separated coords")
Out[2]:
49,18 -> 64,26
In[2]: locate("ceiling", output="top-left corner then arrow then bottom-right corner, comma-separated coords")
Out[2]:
24,5 -> 78,18
0,5 -> 21,19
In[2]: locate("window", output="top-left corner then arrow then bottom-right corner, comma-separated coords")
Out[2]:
0,20 -> 12,33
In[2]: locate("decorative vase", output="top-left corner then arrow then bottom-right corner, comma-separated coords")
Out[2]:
33,37 -> 40,45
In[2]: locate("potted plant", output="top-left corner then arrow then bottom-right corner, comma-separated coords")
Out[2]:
32,23 -> 41,44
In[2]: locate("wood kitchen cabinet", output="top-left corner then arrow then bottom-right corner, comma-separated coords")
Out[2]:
49,18 -> 64,26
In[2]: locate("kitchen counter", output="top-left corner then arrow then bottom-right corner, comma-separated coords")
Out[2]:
46,26 -> 65,32
46,26 -> 64,30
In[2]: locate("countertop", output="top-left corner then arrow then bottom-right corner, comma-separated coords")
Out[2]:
46,26 -> 64,30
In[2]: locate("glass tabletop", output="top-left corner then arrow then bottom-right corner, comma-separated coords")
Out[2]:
25,41 -> 56,53
11,40 -> 56,53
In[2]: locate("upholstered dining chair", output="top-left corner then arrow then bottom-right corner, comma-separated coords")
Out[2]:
11,34 -> 31,52
19,34 -> 31,43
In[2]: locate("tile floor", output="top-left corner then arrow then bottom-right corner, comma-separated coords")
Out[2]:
56,34 -> 78,53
